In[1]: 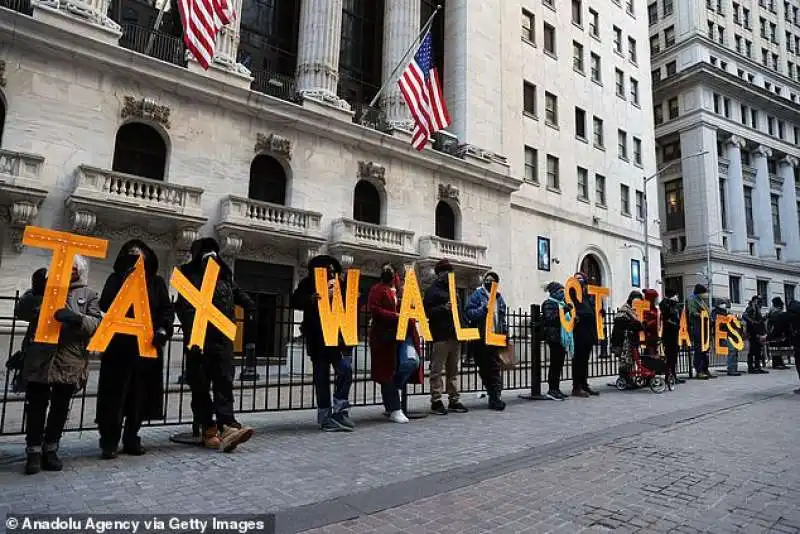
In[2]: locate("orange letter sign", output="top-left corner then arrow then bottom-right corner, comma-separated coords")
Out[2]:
22,226 -> 108,344
449,272 -> 479,341
632,298 -> 650,343
728,316 -> 745,351
714,314 -> 729,356
87,256 -> 156,358
314,267 -> 359,347
560,276 -> 583,333
700,309 -> 711,352
678,310 -> 692,347
485,281 -> 507,347
397,269 -> 432,341
171,257 -> 237,350
587,285 -> 609,340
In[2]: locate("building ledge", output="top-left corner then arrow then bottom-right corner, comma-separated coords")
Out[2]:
663,247 -> 800,276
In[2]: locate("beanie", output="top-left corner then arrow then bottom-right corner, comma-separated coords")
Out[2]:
434,259 -> 453,275
693,284 -> 708,295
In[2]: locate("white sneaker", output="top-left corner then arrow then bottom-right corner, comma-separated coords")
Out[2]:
389,410 -> 409,424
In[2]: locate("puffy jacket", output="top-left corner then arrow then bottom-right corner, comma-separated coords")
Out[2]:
465,286 -> 508,341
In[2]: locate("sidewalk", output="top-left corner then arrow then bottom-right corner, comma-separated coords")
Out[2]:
0,368 -> 797,532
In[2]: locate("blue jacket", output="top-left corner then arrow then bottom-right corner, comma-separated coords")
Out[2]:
465,286 -> 508,341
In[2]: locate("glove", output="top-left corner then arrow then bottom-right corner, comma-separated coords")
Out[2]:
54,308 -> 82,327
152,328 -> 169,347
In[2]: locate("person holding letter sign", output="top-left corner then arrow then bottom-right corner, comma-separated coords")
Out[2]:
95,240 -> 175,459
687,284 -> 713,379
659,292 -> 684,384
174,238 -> 255,451
465,271 -> 508,411
742,296 -> 768,374
541,282 -> 573,400
15,256 -> 101,474
570,272 -> 599,397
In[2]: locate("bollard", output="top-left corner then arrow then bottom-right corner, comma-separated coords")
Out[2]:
520,304 -> 547,400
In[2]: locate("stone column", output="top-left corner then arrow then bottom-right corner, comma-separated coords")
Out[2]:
778,156 -> 800,262
186,0 -> 252,88
725,136 -> 749,253
34,0 -> 121,44
679,124 -> 723,250
752,145 -> 776,258
381,0 -> 420,130
295,0 -> 351,110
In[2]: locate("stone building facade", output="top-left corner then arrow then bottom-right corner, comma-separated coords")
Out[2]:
0,0 -> 660,344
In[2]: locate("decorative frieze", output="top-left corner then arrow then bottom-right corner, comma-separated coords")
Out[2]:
438,184 -> 460,203
255,133 -> 292,160
358,161 -> 386,185
121,96 -> 171,129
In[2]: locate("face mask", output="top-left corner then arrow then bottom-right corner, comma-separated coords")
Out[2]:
381,270 -> 394,283
201,251 -> 217,261
484,279 -> 496,291
437,271 -> 450,282
120,253 -> 139,270
554,289 -> 565,301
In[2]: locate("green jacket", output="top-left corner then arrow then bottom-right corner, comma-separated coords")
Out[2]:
686,294 -> 708,319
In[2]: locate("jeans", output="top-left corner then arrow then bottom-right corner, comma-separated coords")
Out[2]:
25,382 -> 76,451
727,349 -> 739,373
747,338 -> 763,370
185,346 -> 237,430
572,340 -> 592,390
547,343 -> 566,392
311,347 -> 353,424
381,341 -> 419,413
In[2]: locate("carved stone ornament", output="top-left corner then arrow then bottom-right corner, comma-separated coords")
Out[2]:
121,96 -> 171,129
177,228 -> 200,251
255,133 -> 292,160
0,60 -> 6,88
220,234 -> 243,258
7,201 -> 40,252
70,209 -> 97,235
358,161 -> 386,185
438,184 -> 460,203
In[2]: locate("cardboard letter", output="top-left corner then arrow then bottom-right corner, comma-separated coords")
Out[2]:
484,281 -> 507,347
396,269 -> 432,341
700,309 -> 710,352
714,315 -> 729,356
632,298 -> 650,343
560,276 -> 583,333
728,316 -> 745,351
87,256 -> 156,358
587,285 -> 609,340
314,268 -> 359,347
678,310 -> 692,347
448,272 -> 479,341
22,226 -> 108,344
170,257 -> 237,350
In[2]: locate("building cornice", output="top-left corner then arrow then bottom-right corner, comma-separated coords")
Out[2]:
664,248 -> 800,276
0,10 -> 522,195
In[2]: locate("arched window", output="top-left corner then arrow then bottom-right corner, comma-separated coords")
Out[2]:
0,96 -> 5,146
112,122 -> 167,181
435,201 -> 456,240
580,254 -> 603,286
353,180 -> 381,224
249,154 -> 287,205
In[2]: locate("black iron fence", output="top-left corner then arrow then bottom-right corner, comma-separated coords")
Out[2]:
119,23 -> 186,67
0,0 -> 32,15
0,293 -> 787,436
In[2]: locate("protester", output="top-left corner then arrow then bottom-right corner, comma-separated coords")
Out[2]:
465,271 -> 508,410
687,284 -> 712,379
711,298 -> 740,376
766,297 -> 791,370
291,255 -> 355,431
422,260 -> 468,415
658,291 -> 683,384
742,296 -> 768,374
15,256 -> 100,474
175,238 -> 255,450
541,282 -> 573,400
368,263 -> 422,424
642,289 -> 660,356
611,290 -> 644,387
6,269 -> 48,394
569,272 -> 598,397
96,240 -> 174,459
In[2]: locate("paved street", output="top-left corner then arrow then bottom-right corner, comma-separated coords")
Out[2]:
0,368 -> 798,534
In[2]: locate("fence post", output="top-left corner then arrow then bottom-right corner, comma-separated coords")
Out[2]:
520,304 -> 547,401
239,342 -> 260,381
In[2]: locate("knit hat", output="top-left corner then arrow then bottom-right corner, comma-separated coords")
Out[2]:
545,281 -> 563,295
434,259 -> 453,275
693,284 -> 708,295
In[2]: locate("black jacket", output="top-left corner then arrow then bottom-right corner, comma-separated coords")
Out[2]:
423,278 -> 462,342
541,298 -> 567,346
290,255 -> 346,354
571,288 -> 597,347
659,299 -> 681,343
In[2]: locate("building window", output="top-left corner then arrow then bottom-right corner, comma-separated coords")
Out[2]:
744,186 -> 755,235
666,60 -> 677,75
249,154 -> 287,205
112,122 -> 168,181
544,23 -> 556,54
593,116 -> 604,147
664,276 -> 683,300
524,146 -> 538,183
772,193 -> 782,242
353,180 -> 382,224
626,0 -> 634,15
664,0 -> 673,16
435,201 -> 457,240
575,107 -> 587,139
523,81 -> 537,116
613,26 -> 623,53
589,8 -> 599,37
662,140 -> 681,161
522,9 -> 535,42
628,36 -> 637,63
729,276 -> 742,304
648,2 -> 658,24
618,129 -> 628,159
633,137 -> 642,165
757,280 -> 769,303
621,184 -> 631,214
615,68 -> 625,97
668,97 -> 678,118
635,190 -> 645,219
590,53 -> 601,82
650,34 -> 661,54
573,41 -> 585,72
596,174 -> 607,205
237,0 -> 300,86
654,103 -> 664,124
546,154 -> 560,190
665,26 -> 675,46
338,0 -> 385,107
577,166 -> 589,200
719,178 -> 727,229
630,77 -> 639,104
785,283 -> 796,303
664,179 -> 685,230
572,0 -> 582,25
545,92 -> 558,126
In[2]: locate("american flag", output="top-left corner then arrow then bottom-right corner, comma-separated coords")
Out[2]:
176,0 -> 234,70
398,31 -> 451,151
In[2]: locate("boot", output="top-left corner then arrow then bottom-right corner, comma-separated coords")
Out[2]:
219,423 -> 254,453
488,389 -> 506,411
24,448 -> 41,475
203,425 -> 221,449
41,443 -> 63,471
121,436 -> 146,456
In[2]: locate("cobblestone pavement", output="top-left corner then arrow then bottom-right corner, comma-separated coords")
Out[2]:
0,369 -> 797,534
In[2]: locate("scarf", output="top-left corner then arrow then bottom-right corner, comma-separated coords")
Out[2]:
548,297 -> 574,355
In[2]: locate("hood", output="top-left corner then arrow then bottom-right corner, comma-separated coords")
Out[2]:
627,290 -> 643,305
114,239 -> 159,276
189,238 -> 221,263
643,289 -> 658,304
307,254 -> 343,274
482,270 -> 500,283
71,255 -> 89,288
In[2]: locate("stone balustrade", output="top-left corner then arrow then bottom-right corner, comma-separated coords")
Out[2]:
331,218 -> 415,255
0,148 -> 45,184
219,196 -> 322,235
418,235 -> 488,265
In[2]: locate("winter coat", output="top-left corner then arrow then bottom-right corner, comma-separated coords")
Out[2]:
422,277 -> 462,342
659,299 -> 680,344
96,240 -> 175,422
611,303 -> 643,367
367,281 -> 423,385
15,256 -> 101,388
686,294 -> 709,339
465,286 -> 508,345
570,287 -> 597,348
642,289 -> 660,351
766,306 -> 790,346
742,303 -> 766,339
541,297 -> 573,353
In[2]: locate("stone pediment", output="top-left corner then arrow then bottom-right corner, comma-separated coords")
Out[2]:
121,96 -> 171,129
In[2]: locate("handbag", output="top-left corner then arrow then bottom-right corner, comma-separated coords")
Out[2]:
498,341 -> 516,370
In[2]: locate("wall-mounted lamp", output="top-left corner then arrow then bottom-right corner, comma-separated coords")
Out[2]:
551,257 -> 560,265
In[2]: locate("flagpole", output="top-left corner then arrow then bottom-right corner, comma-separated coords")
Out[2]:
144,0 -> 170,56
365,4 -> 442,115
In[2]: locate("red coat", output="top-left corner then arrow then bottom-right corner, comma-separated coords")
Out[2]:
367,282 -> 423,385
642,289 -> 660,353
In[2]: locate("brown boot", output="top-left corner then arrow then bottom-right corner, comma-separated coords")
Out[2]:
203,426 -> 221,449
219,424 -> 254,453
